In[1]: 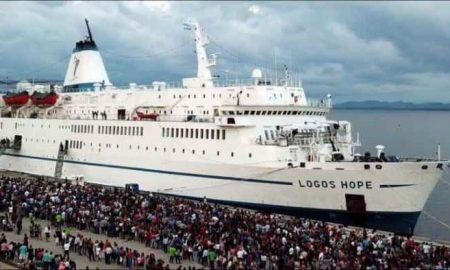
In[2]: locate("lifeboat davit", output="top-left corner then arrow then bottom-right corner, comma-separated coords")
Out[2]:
136,111 -> 158,120
31,91 -> 58,107
2,91 -> 30,106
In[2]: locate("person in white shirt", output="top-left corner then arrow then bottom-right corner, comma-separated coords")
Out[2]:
63,241 -> 71,260
44,226 -> 51,242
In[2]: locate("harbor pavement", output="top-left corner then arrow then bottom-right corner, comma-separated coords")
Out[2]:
0,215 -> 202,269
0,261 -> 18,270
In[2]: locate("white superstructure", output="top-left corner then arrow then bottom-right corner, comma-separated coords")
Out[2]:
0,21 -> 447,234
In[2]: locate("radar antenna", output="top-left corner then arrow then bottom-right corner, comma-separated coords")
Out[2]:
85,18 -> 94,42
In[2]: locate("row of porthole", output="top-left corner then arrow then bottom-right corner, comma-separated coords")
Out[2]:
298,162 -> 441,170
171,93 -> 224,99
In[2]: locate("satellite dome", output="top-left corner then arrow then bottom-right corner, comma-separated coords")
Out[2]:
251,68 -> 262,79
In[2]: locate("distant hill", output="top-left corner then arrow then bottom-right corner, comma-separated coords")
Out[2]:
334,101 -> 450,111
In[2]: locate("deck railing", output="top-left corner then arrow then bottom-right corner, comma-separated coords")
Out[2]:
64,77 -> 305,93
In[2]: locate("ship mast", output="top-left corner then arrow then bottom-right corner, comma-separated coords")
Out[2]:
85,18 -> 94,42
183,22 -> 216,88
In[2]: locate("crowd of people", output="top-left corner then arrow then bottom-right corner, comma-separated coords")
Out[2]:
0,232 -> 78,270
0,174 -> 449,269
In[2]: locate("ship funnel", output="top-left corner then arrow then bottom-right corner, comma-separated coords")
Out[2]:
63,19 -> 111,91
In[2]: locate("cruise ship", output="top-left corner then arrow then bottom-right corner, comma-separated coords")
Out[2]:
0,20 -> 447,234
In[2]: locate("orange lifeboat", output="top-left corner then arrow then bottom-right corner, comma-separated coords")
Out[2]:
2,91 -> 29,107
31,91 -> 58,107
136,111 -> 158,121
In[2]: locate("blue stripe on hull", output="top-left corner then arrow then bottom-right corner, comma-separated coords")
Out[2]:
157,192 -> 420,235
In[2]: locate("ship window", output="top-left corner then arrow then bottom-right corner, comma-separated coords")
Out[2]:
154,147 -> 157,151
262,111 -> 267,115
256,111 -> 261,115
203,94 -> 206,98
171,128 -> 174,137
121,127 -> 124,135
244,111 -> 249,115
113,126 -> 116,135
249,153 -> 252,158
180,128 -> 183,138
124,127 -> 127,135
202,150 -> 205,155
283,111 -> 288,115
173,148 -> 175,153
200,129 -> 204,139
229,111 -> 235,115
270,130 -> 275,140
267,111 -> 272,115
216,129 -> 220,140
205,129 -> 209,139
222,130 -> 226,140
162,128 -> 165,137
192,149 -> 195,154
287,111 -> 292,115
194,94 -> 196,98
190,128 -> 194,138
128,127 -> 131,135
133,127 -> 136,136
265,130 -> 269,140
182,149 -> 185,153
195,129 -> 199,139
292,111 -> 298,115
211,129 -> 214,139
217,151 -> 220,156
222,111 -> 227,115
176,128 -> 179,138
140,127 -> 144,136
109,126 -> 112,134
231,152 -> 234,157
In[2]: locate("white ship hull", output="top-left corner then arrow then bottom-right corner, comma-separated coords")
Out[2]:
0,118 -> 444,234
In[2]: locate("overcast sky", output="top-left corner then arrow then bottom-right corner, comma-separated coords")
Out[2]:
1,1 -> 450,102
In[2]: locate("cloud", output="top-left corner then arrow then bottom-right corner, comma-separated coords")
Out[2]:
0,2 -> 449,102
